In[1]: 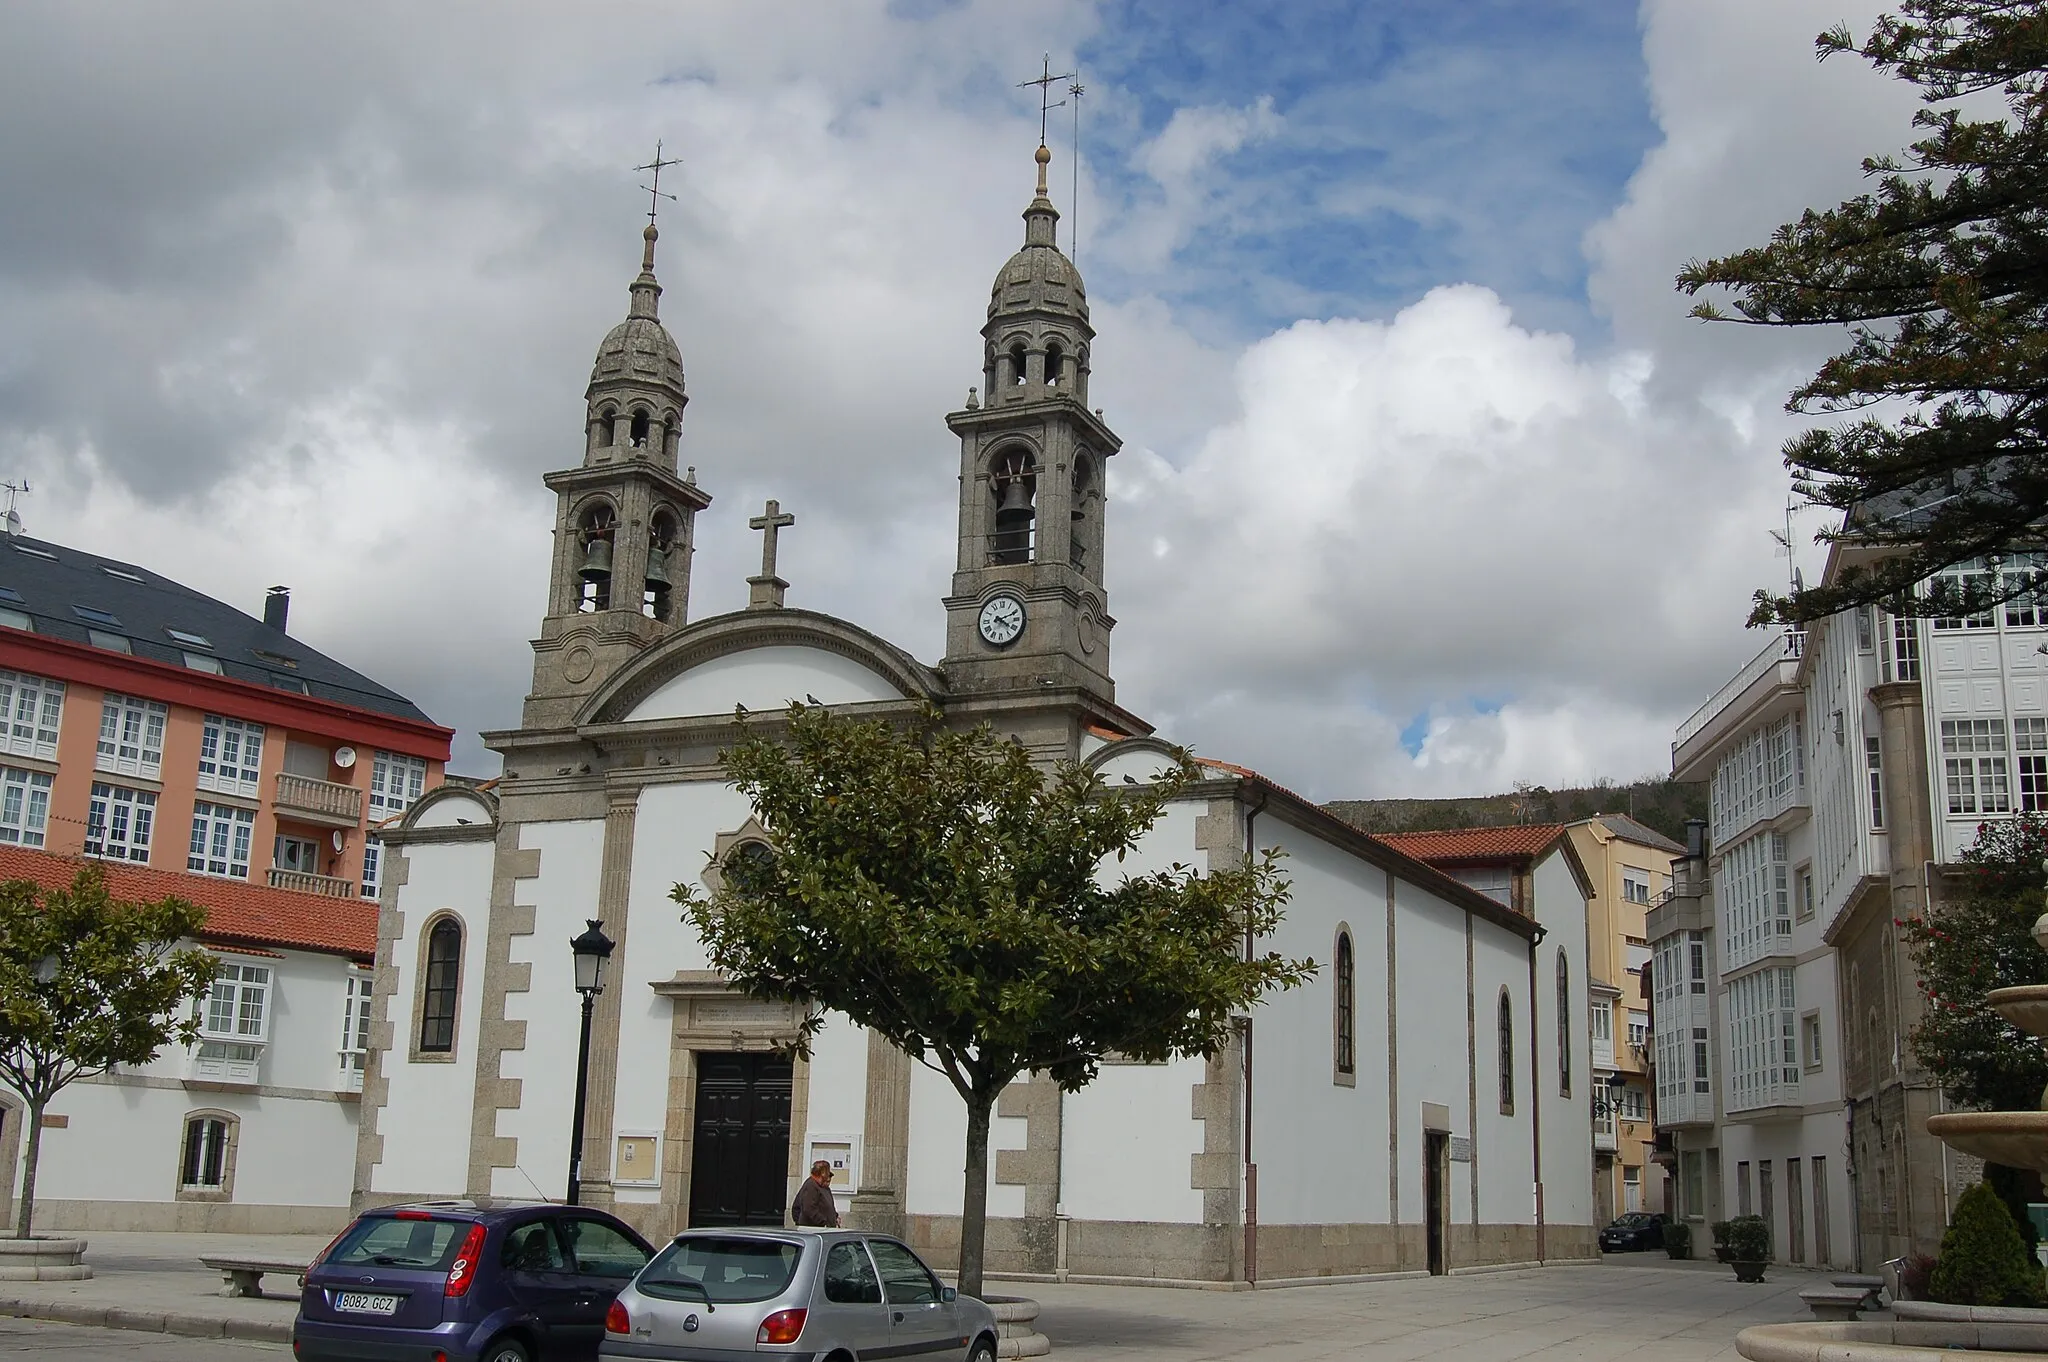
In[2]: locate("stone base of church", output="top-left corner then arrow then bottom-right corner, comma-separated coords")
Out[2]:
35,1198 -> 353,1235
904,1214 -> 1599,1285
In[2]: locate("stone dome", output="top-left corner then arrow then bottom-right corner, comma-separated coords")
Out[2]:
590,314 -> 685,392
986,145 -> 1089,327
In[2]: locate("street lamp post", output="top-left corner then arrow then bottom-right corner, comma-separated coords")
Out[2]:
566,919 -> 615,1207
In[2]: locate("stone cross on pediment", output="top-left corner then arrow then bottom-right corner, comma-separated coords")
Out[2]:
747,499 -> 794,610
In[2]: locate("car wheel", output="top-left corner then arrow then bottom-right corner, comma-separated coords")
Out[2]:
482,1336 -> 532,1362
967,1336 -> 996,1362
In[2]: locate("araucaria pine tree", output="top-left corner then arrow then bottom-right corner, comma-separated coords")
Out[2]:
1678,1 -> 2048,626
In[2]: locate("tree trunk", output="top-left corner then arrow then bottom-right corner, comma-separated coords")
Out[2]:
15,1097 -> 44,1241
958,1091 -> 995,1300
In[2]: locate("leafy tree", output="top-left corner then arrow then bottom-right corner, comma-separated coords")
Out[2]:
674,705 -> 1310,1298
1930,1179 -> 2046,1305
1677,1 -> 2048,626
1902,811 -> 2048,1113
0,868 -> 218,1238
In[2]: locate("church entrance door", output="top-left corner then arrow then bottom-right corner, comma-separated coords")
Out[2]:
688,1052 -> 794,1227
1424,1131 -> 1449,1276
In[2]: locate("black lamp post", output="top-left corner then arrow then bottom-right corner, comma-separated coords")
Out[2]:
1591,1070 -> 1632,1118
565,919 -> 614,1206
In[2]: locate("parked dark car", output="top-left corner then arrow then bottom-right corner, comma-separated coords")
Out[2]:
1599,1211 -> 1668,1252
292,1199 -> 655,1362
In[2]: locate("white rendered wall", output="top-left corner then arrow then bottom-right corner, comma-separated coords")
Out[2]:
494,819 -> 607,1201
1530,849 -> 1593,1231
1389,876 -> 1480,1229
1060,1056 -> 1207,1224
1716,1111 -> 1855,1267
802,1014 -> 872,1219
1472,927 -> 1536,1227
372,838 -> 496,1196
905,1062 -> 1027,1220
624,647 -> 903,722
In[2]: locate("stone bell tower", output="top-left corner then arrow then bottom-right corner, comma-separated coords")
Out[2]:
524,219 -> 712,728
942,144 -> 1122,701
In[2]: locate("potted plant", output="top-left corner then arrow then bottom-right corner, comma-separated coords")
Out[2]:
1714,1215 -> 1770,1282
1663,1220 -> 1692,1261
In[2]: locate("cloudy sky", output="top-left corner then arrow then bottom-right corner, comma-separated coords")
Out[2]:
0,0 -> 1922,797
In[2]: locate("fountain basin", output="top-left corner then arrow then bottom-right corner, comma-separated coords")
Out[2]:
1738,1319 -> 2048,1359
1926,1110 -> 2048,1175
1989,986 -> 2048,1039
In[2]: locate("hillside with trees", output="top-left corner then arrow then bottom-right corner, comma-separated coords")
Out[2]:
1325,777 -> 1707,845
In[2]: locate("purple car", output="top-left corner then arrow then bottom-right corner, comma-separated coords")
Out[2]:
293,1199 -> 654,1362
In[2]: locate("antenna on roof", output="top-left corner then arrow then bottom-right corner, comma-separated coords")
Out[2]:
1,480 -> 28,538
1769,497 -> 1806,600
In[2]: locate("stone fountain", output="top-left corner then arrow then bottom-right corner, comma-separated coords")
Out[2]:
1734,914 -> 2048,1360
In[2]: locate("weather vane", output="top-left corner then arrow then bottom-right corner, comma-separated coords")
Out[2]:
636,141 -> 683,226
1018,54 -> 1076,147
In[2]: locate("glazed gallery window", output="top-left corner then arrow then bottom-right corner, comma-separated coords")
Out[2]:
180,1115 -> 232,1191
2019,718 -> 2048,813
96,693 -> 167,778
188,802 -> 255,878
195,961 -> 267,1083
1498,989 -> 1515,1115
370,751 -> 427,816
1333,931 -> 1355,1078
0,669 -> 63,760
195,715 -> 264,798
340,971 -> 373,1090
85,783 -> 155,862
1942,718 -> 2011,815
419,918 -> 462,1053
1867,734 -> 1886,828
0,766 -> 52,847
361,835 -> 382,900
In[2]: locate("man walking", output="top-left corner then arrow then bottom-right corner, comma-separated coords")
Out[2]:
792,1159 -> 841,1227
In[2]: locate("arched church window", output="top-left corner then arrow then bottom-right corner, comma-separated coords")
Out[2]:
990,449 -> 1036,566
629,410 -> 651,449
1334,930 -> 1355,1079
645,511 -> 679,622
1009,342 -> 1028,387
577,502 -> 617,613
419,917 -> 462,1054
1045,341 -> 1064,387
1557,950 -> 1571,1098
1498,988 -> 1515,1115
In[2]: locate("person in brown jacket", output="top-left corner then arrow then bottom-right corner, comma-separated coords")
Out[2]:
792,1160 -> 841,1227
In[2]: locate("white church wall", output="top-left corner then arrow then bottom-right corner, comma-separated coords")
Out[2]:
493,819 -> 607,1201
802,1013 -> 872,1217
1389,876 -> 1481,1229
372,837 -> 496,1196
1243,818 -> 1392,1229
905,1061 -> 1027,1221
1530,849 -> 1594,1234
1060,1056 -> 1208,1224
624,647 -> 904,723
1471,930 -> 1536,1228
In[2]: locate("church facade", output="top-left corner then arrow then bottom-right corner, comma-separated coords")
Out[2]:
357,147 -> 1596,1282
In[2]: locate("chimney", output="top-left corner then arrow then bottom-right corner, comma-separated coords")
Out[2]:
264,586 -> 290,634
1684,817 -> 1707,862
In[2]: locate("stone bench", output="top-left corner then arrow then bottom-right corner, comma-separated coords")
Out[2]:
1832,1273 -> 1886,1310
197,1256 -> 308,1299
1799,1285 -> 1874,1322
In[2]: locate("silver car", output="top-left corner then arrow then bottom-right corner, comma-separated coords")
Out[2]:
599,1226 -> 998,1362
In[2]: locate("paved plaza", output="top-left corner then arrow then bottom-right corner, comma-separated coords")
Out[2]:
0,1232 -> 1825,1361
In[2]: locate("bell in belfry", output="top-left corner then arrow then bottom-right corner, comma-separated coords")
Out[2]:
579,534 -> 615,582
992,477 -> 1034,564
645,541 -> 672,593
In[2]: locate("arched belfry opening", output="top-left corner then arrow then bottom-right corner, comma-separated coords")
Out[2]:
576,501 -> 618,612
629,409 -> 652,449
1070,453 -> 1098,572
1045,341 -> 1064,389
591,406 -> 617,454
645,508 -> 680,622
990,449 -> 1037,565
1009,342 -> 1029,390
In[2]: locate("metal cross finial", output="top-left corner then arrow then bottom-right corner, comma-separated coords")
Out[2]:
750,499 -> 795,580
636,140 -> 683,227
1018,54 -> 1076,147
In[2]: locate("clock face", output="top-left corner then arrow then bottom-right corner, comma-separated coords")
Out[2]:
978,593 -> 1026,646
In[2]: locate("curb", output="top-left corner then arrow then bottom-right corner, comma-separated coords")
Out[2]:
0,1293 -> 293,1343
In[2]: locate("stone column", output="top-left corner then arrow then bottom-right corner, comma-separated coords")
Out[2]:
576,788 -> 640,1208
848,1033 -> 912,1237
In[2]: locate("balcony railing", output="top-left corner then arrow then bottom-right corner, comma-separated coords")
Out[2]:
274,772 -> 362,826
268,867 -> 358,899
1674,630 -> 1806,751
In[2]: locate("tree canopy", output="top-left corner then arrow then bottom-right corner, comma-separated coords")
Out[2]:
674,705 -> 1310,1298
1677,1 -> 2048,626
0,867 -> 217,1237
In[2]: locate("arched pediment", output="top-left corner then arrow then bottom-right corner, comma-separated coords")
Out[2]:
1084,735 -> 1187,786
580,608 -> 944,726
394,783 -> 499,836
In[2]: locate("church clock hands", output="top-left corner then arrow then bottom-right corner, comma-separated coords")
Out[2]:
978,593 -> 1026,646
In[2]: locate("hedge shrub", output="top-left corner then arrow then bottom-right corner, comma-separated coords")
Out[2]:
1928,1180 -> 2046,1308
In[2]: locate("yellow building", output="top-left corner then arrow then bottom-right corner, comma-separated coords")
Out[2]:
1566,814 -> 1683,1222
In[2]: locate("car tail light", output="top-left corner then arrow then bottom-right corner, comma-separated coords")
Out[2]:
758,1309 -> 807,1344
607,1299 -> 631,1335
444,1222 -> 488,1298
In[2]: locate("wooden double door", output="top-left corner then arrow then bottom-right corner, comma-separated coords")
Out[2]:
687,1051 -> 794,1227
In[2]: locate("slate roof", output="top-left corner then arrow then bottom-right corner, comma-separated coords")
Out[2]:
1375,824 -> 1572,864
0,845 -> 376,960
1590,812 -> 1685,854
0,534 -> 432,724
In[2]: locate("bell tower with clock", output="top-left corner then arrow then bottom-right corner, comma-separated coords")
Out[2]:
942,144 -> 1122,703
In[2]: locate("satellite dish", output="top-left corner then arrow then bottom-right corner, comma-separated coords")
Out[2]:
334,747 -> 357,769
331,830 -> 345,852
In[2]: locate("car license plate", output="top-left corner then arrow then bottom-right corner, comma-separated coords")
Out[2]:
335,1291 -> 401,1315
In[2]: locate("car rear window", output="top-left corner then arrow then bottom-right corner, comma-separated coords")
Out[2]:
328,1215 -> 470,1271
641,1236 -> 802,1304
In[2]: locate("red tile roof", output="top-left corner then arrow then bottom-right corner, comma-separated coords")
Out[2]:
0,845 -> 376,961
1375,824 -> 1571,865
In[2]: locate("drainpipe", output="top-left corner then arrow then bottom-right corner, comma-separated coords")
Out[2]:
1528,919 -> 1549,1264
1242,782 -> 1268,1287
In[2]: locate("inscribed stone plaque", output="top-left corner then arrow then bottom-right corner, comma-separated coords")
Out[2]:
1448,1137 -> 1474,1163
